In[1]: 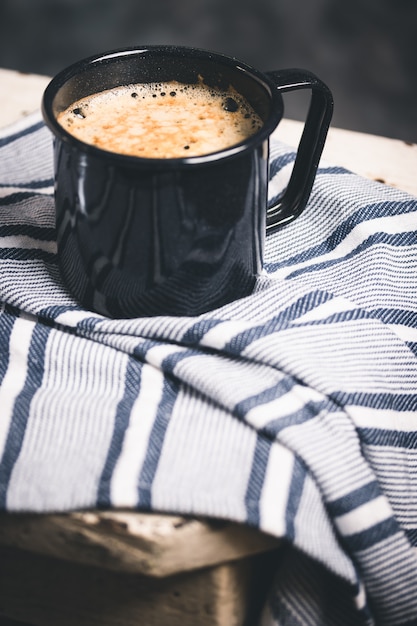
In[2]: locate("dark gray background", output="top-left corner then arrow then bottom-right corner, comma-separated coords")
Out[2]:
1,0 -> 416,141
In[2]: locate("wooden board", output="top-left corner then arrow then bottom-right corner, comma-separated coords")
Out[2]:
0,511 -> 280,577
0,543 -> 281,626
276,118 -> 417,197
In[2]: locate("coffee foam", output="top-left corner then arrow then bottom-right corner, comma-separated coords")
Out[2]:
57,80 -> 263,158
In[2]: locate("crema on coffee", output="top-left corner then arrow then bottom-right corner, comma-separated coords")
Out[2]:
57,80 -> 263,158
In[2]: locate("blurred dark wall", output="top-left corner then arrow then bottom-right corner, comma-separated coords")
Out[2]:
1,0 -> 416,141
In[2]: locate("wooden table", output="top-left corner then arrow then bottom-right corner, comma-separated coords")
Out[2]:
0,68 -> 416,626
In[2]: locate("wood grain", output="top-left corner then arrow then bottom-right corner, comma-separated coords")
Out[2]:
0,511 -> 280,577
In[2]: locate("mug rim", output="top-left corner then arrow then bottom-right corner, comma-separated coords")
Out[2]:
41,45 -> 284,168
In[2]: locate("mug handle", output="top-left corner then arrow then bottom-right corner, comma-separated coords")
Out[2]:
265,69 -> 333,232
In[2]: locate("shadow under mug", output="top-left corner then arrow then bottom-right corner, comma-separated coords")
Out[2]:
42,45 -> 333,318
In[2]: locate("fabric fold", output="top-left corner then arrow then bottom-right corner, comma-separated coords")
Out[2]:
1,114 -> 417,625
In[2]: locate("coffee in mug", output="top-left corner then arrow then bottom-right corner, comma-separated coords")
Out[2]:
42,46 -> 333,318
56,80 -> 263,158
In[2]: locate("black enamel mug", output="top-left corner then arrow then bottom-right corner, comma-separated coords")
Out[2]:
42,46 -> 333,318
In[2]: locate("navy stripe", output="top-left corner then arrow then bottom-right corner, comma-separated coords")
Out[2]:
76,315 -> 108,333
317,165 -> 351,175
0,120 -> 45,148
38,305 -> 84,320
333,391 -> 417,412
181,317 -> 223,345
235,376 -> 296,419
344,516 -> 399,552
134,344 -> 195,506
0,323 -> 51,509
265,200 -> 417,273
297,307 -> 417,330
267,165 -> 351,210
0,178 -> 54,190
327,481 -> 382,517
0,248 -> 56,263
261,399 -> 332,437
405,528 -> 417,547
406,342 -> 417,356
285,455 -> 307,541
294,307 -> 372,327
0,307 -> 17,387
159,348 -> 198,375
0,225 -> 55,240
0,191 -> 43,206
97,358 -> 142,508
358,428 -> 417,449
245,435 -> 273,525
224,291 -> 333,356
137,376 -> 180,508
269,152 -> 296,178
284,231 -> 417,281
371,308 -> 417,327
271,154 -> 350,178
130,340 -> 192,368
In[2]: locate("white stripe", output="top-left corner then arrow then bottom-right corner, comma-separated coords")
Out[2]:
271,211 -> 417,280
0,316 -> 34,461
259,442 -> 294,536
6,332 -> 127,510
244,320 -> 417,393
336,496 -> 393,536
293,295 -> 358,324
110,362 -> 164,507
268,162 -> 293,200
199,319 -> 252,349
173,353 -> 285,413
387,323 -> 417,343
152,389 -> 257,519
247,384 -> 325,430
295,473 -> 358,582
146,343 -> 185,368
348,406 -> 417,431
0,111 -> 42,139
0,236 -> 56,253
354,582 -> 368,611
54,309 -> 104,327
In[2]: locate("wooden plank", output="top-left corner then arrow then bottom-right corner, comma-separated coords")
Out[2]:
0,544 -> 279,626
276,118 -> 417,197
0,68 -> 49,125
0,512 -> 280,577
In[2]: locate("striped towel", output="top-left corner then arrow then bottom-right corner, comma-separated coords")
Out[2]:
1,113 -> 417,626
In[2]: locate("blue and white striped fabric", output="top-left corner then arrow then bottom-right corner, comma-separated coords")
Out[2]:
1,113 -> 417,625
